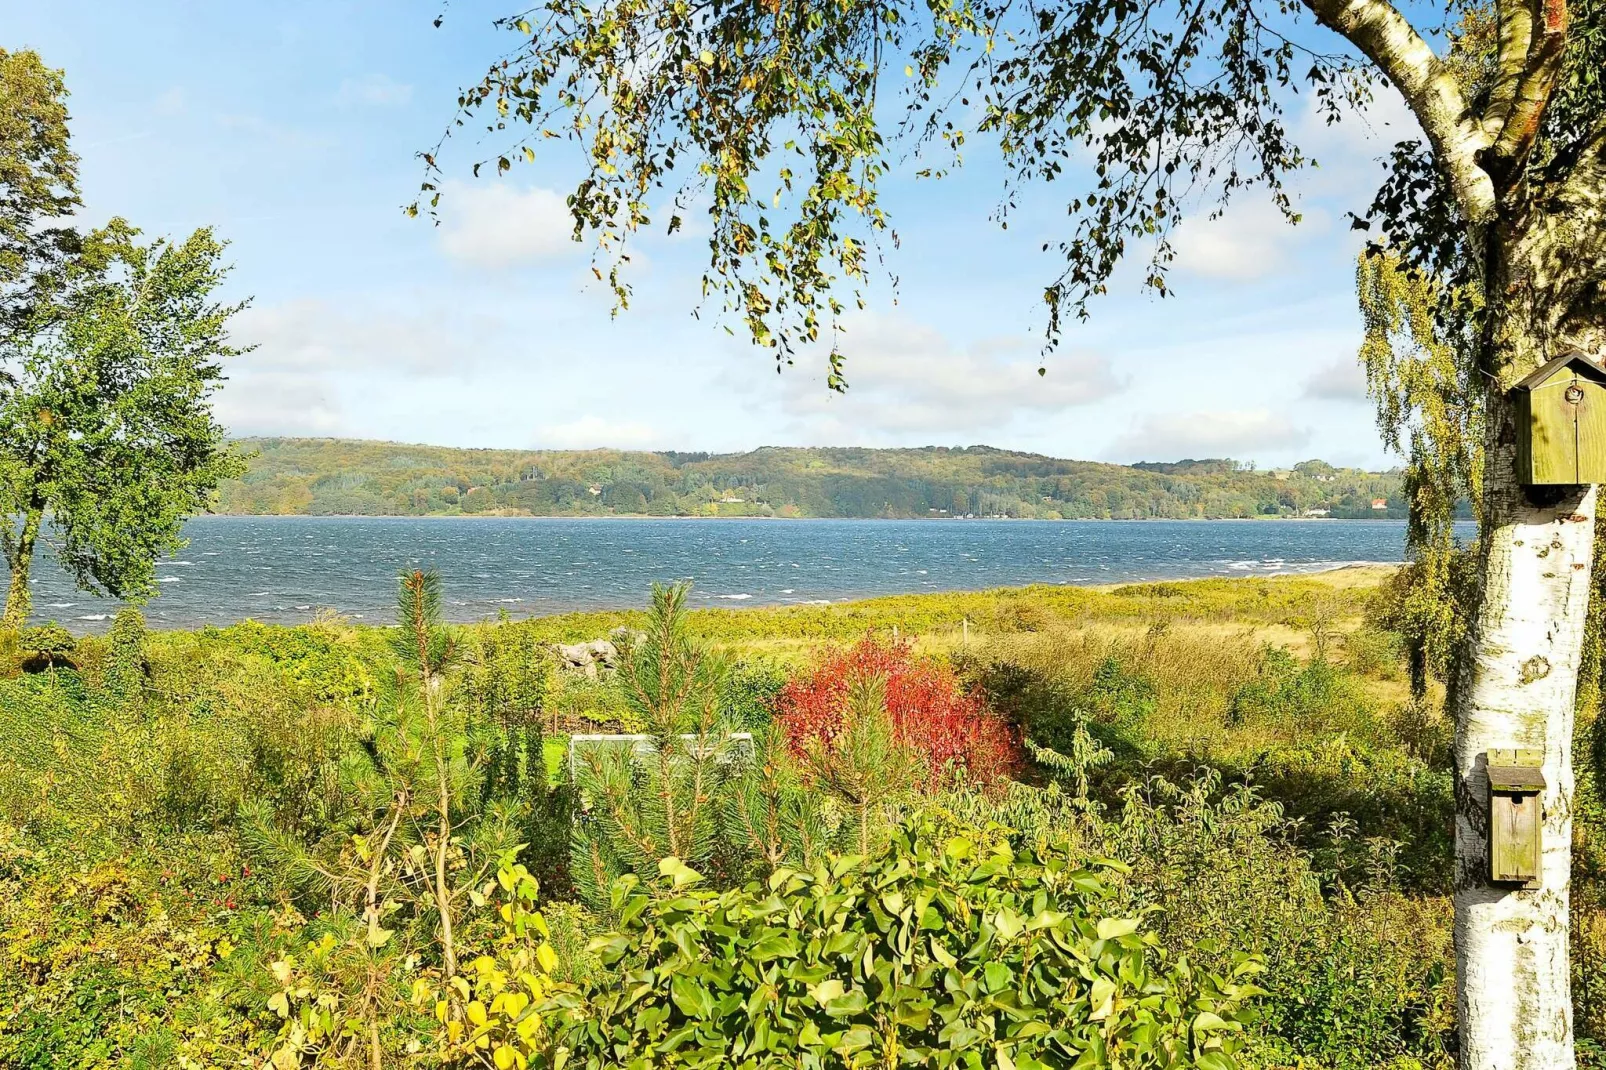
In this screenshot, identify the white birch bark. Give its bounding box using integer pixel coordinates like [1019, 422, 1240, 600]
[1453, 450, 1593, 1070]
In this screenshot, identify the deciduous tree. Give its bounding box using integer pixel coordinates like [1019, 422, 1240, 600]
[0, 50, 244, 629]
[0, 224, 245, 628]
[430, 2, 1606, 1064]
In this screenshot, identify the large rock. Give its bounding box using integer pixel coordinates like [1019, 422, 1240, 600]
[555, 638, 621, 678]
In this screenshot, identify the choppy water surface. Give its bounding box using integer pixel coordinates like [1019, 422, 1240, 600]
[17, 516, 1437, 631]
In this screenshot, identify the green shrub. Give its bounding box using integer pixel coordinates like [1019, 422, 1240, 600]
[1342, 626, 1405, 680]
[718, 657, 788, 729]
[1227, 648, 1375, 743]
[549, 819, 1266, 1070]
[940, 775, 1455, 1067]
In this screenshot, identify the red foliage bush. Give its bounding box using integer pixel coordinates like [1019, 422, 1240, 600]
[776, 635, 1021, 788]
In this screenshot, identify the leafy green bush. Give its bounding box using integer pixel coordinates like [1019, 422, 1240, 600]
[718, 657, 788, 729]
[1227, 647, 1375, 743]
[1342, 626, 1405, 680]
[549, 820, 1265, 1070]
[944, 775, 1455, 1067]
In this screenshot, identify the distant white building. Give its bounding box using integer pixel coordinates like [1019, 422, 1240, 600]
[1303, 508, 1330, 517]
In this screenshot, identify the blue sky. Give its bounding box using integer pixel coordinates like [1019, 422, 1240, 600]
[4, 0, 1424, 468]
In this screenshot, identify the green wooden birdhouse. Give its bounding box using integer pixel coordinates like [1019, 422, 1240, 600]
[1487, 748, 1545, 888]
[1513, 351, 1606, 485]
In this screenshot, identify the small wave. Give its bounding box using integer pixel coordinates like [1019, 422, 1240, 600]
[168, 560, 193, 566]
[717, 593, 752, 600]
[294, 604, 311, 610]
[157, 577, 181, 584]
[803, 599, 831, 605]
[44, 602, 75, 608]
[77, 614, 108, 621]
[248, 591, 270, 597]
[493, 597, 523, 604]
[780, 588, 795, 594]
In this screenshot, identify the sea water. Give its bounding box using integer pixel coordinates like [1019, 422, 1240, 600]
[15, 516, 1454, 631]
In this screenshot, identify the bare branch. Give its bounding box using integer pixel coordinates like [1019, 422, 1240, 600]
[1303, 0, 1496, 223]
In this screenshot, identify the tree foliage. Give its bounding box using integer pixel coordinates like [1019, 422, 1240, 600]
[0, 49, 245, 629]
[0, 48, 81, 341]
[423, 0, 1384, 374]
[0, 224, 246, 626]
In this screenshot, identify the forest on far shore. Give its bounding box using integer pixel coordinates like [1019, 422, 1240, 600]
[218, 437, 1415, 521]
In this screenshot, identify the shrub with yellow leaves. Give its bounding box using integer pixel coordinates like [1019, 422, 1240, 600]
[425, 857, 560, 1070]
[264, 934, 361, 1068]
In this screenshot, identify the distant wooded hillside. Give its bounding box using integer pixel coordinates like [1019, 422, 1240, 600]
[216, 438, 1408, 520]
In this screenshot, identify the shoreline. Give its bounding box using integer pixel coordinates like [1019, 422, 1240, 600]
[199, 513, 1419, 523]
[52, 562, 1403, 635]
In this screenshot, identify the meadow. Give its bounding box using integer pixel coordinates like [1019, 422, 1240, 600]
[1, 566, 1601, 1069]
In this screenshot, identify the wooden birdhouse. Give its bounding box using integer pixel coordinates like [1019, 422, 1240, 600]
[1487, 748, 1545, 889]
[1513, 351, 1606, 485]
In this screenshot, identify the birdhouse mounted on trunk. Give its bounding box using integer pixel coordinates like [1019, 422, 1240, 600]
[1487, 749, 1545, 889]
[1513, 351, 1606, 485]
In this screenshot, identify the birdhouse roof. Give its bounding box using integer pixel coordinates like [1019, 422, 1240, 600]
[1514, 351, 1606, 391]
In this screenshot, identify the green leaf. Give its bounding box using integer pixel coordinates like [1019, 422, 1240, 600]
[807, 979, 845, 1006]
[1088, 977, 1116, 1020]
[658, 856, 704, 887]
[1096, 918, 1139, 941]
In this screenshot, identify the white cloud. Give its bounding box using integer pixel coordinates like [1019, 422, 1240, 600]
[335, 73, 414, 107]
[215, 371, 344, 437]
[218, 298, 504, 438]
[1107, 409, 1310, 462]
[1172, 197, 1330, 281]
[1303, 355, 1369, 401]
[437, 181, 578, 268]
[765, 313, 1123, 439]
[539, 415, 658, 449]
[230, 298, 486, 376]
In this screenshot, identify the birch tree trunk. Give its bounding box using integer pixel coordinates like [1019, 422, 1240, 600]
[1453, 450, 1591, 1070]
[1452, 148, 1606, 1062]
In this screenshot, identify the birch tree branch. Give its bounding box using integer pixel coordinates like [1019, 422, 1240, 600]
[1487, 0, 1569, 175]
[1303, 0, 1497, 223]
[1482, 0, 1537, 137]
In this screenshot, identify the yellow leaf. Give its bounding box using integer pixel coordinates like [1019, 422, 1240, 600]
[467, 1000, 489, 1026]
[536, 944, 558, 973]
[495, 1045, 516, 1070]
[699, 49, 715, 66]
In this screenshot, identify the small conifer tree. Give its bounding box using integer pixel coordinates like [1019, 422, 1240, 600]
[571, 581, 733, 907]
